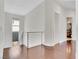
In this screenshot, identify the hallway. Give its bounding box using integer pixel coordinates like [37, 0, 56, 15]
[3, 40, 76, 59]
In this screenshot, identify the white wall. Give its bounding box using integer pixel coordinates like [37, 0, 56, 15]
[23, 2, 45, 48]
[4, 13, 24, 48]
[4, 13, 12, 48]
[24, 2, 45, 32]
[44, 0, 66, 46]
[19, 16, 24, 45]
[0, 0, 4, 59]
[23, 0, 67, 47]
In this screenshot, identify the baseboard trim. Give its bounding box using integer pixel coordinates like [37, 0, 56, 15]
[42, 40, 67, 47]
[0, 57, 3, 59]
[4, 40, 68, 49]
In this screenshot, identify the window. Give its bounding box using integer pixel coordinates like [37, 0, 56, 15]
[12, 20, 20, 32]
[12, 20, 20, 41]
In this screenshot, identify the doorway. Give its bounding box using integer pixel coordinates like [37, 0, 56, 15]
[66, 17, 72, 41]
[12, 19, 20, 46]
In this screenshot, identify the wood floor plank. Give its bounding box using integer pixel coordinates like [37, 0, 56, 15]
[3, 40, 76, 59]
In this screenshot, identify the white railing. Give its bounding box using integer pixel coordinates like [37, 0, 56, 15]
[27, 32, 44, 48]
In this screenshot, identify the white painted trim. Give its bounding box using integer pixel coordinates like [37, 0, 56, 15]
[28, 43, 41, 48]
[23, 40, 67, 48]
[43, 43, 55, 47]
[59, 40, 67, 44]
[43, 40, 67, 47]
[0, 48, 3, 59]
[4, 44, 12, 48]
[0, 57, 3, 59]
[23, 43, 41, 48]
[23, 43, 27, 47]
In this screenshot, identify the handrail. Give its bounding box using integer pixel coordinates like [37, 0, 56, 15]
[27, 31, 44, 33]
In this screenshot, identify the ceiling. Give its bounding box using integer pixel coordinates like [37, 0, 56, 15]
[4, 0, 44, 15]
[56, 0, 76, 10]
[5, 0, 76, 15]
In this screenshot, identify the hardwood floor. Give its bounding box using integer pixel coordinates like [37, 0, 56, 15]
[44, 40, 75, 59]
[3, 40, 76, 59]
